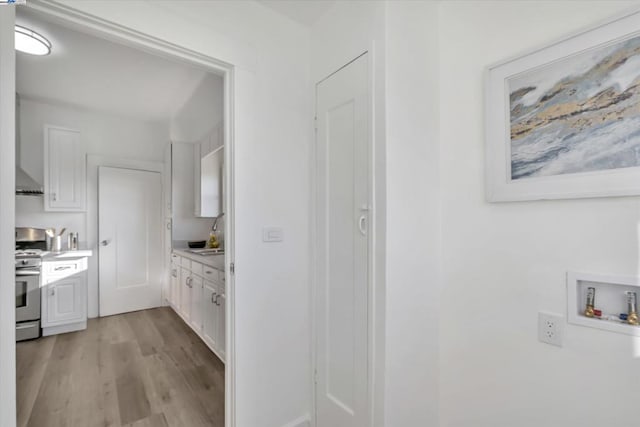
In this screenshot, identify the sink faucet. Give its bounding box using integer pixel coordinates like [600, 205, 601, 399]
[212, 213, 225, 232]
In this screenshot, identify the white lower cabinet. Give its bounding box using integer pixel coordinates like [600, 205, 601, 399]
[190, 275, 204, 331]
[170, 251, 225, 362]
[43, 276, 84, 325]
[203, 282, 217, 349]
[216, 285, 226, 361]
[170, 263, 179, 309]
[41, 257, 88, 336]
[179, 267, 192, 321]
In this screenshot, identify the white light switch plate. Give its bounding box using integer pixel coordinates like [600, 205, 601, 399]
[263, 227, 283, 243]
[538, 312, 564, 347]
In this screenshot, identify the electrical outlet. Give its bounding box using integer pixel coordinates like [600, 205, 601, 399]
[538, 312, 564, 347]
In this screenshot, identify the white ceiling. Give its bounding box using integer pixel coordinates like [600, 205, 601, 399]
[259, 0, 336, 26]
[16, 9, 219, 122]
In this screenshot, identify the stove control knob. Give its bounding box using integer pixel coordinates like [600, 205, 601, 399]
[21, 260, 28, 265]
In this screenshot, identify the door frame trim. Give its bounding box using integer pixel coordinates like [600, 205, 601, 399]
[311, 49, 379, 427]
[5, 3, 238, 427]
[0, 7, 16, 427]
[90, 157, 164, 317]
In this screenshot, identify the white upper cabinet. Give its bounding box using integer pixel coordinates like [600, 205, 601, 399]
[44, 125, 86, 211]
[193, 123, 224, 218]
[202, 122, 223, 158]
[194, 123, 224, 218]
[200, 146, 224, 218]
[193, 141, 204, 217]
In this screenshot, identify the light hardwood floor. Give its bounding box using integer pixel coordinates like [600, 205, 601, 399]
[17, 307, 224, 427]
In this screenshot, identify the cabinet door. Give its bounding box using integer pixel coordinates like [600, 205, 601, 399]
[44, 125, 86, 211]
[43, 274, 85, 326]
[170, 265, 179, 307]
[193, 141, 202, 217]
[216, 284, 226, 361]
[179, 268, 192, 321]
[203, 281, 217, 349]
[190, 275, 204, 332]
[200, 147, 223, 218]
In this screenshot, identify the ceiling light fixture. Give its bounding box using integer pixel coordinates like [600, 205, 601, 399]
[15, 25, 51, 56]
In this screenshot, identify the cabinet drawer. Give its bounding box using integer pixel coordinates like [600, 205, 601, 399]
[202, 266, 217, 282]
[191, 261, 203, 277]
[180, 257, 191, 269]
[44, 259, 86, 280]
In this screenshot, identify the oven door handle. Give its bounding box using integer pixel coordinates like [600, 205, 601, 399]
[15, 270, 40, 276]
[16, 323, 36, 330]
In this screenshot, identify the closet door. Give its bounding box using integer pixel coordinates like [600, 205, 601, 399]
[315, 53, 370, 427]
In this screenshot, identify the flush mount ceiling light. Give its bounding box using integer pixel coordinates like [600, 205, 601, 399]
[15, 25, 51, 56]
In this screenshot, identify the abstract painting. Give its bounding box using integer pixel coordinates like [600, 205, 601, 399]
[509, 35, 640, 180]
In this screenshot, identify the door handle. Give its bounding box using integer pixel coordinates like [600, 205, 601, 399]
[100, 239, 111, 247]
[50, 286, 55, 296]
[212, 292, 217, 303]
[358, 215, 367, 236]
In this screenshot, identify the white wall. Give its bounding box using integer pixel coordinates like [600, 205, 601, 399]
[16, 97, 168, 318]
[47, 1, 313, 426]
[170, 73, 224, 143]
[384, 2, 440, 426]
[438, 2, 640, 426]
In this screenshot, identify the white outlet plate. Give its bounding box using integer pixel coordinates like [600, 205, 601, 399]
[538, 312, 564, 347]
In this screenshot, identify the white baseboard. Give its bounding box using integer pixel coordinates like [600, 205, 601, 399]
[281, 414, 311, 427]
[42, 320, 87, 336]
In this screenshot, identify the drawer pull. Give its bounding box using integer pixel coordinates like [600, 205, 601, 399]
[206, 270, 213, 274]
[54, 266, 72, 271]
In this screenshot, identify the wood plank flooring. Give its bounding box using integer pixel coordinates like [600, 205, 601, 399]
[17, 307, 224, 427]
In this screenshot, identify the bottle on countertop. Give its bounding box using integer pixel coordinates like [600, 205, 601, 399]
[207, 231, 220, 249]
[67, 232, 79, 250]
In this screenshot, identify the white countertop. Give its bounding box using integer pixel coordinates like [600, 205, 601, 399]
[42, 248, 93, 260]
[173, 248, 225, 271]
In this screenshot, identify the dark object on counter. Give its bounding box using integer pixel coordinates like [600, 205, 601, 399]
[188, 240, 207, 249]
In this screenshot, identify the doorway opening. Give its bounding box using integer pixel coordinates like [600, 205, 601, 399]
[7, 3, 236, 427]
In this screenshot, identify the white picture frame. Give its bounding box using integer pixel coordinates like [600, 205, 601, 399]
[486, 7, 640, 202]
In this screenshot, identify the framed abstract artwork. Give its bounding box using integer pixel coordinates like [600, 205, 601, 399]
[485, 8, 640, 202]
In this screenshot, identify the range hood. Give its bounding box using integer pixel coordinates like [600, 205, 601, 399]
[15, 93, 43, 196]
[16, 166, 43, 196]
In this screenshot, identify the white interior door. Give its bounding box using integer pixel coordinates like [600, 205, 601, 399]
[315, 54, 370, 427]
[99, 166, 163, 316]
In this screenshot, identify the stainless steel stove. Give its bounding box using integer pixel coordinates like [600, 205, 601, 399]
[15, 228, 46, 341]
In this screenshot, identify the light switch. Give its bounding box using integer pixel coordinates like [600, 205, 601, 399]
[263, 227, 283, 243]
